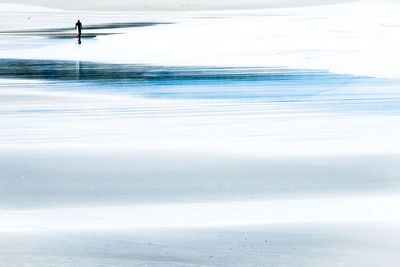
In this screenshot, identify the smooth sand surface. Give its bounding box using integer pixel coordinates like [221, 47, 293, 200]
[1, 224, 400, 266]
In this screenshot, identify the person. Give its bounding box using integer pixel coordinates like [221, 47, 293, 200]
[75, 20, 82, 38]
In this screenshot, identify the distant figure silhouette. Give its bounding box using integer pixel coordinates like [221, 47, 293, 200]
[75, 20, 82, 38]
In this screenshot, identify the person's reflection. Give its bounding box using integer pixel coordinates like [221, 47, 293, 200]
[78, 36, 81, 45]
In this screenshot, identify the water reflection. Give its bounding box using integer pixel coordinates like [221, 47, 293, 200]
[1, 58, 399, 113]
[0, 58, 359, 82]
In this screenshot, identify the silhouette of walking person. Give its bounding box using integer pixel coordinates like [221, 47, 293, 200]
[75, 20, 82, 38]
[75, 20, 82, 44]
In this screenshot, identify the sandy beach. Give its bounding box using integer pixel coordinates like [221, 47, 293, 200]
[1, 1, 400, 266]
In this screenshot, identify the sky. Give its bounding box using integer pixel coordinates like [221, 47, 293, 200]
[0, 0, 354, 10]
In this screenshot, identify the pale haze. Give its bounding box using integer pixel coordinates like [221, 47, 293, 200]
[1, 0, 353, 10]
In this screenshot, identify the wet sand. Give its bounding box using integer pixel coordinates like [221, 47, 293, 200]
[0, 22, 172, 38]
